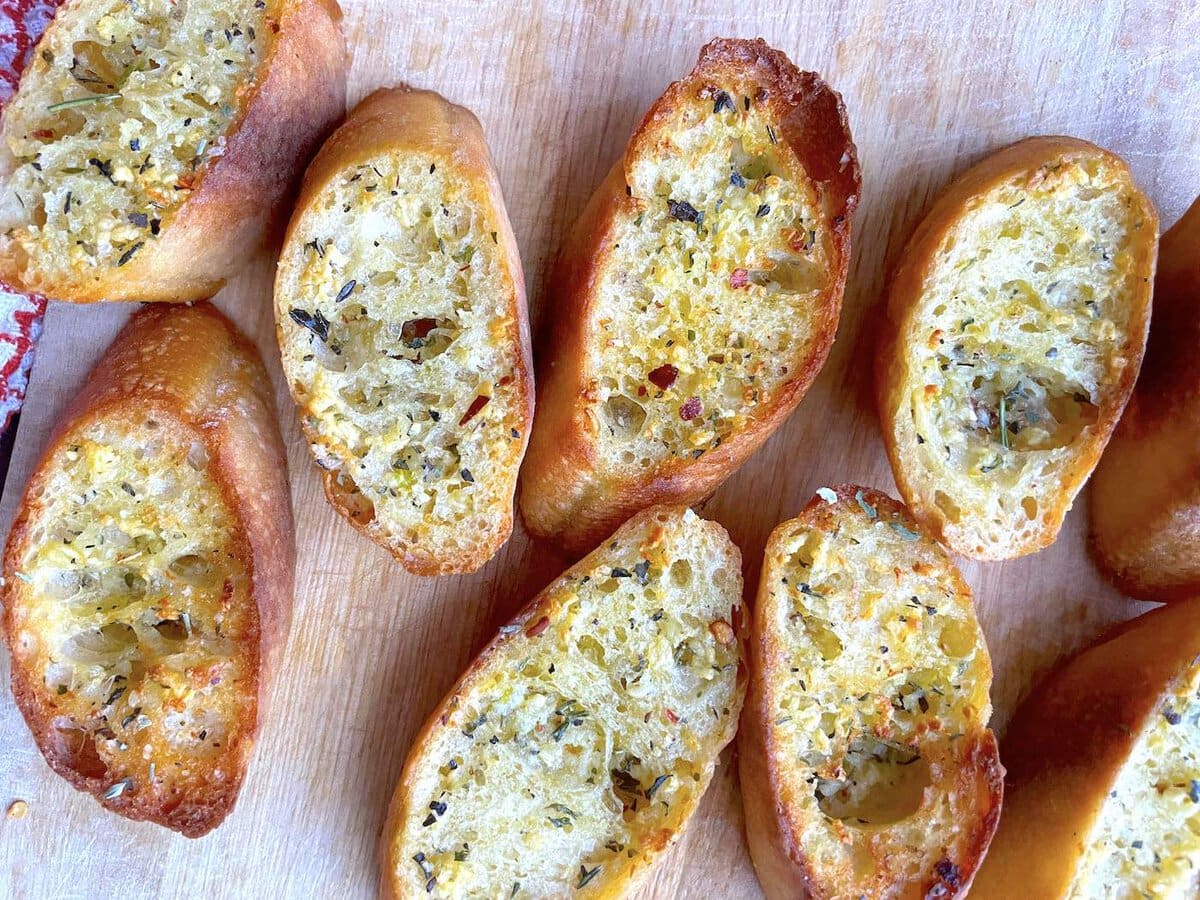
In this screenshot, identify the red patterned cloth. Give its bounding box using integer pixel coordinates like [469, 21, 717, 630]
[0, 0, 63, 432]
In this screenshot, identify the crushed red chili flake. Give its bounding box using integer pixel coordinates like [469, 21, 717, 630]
[729, 267, 750, 289]
[679, 397, 702, 421]
[459, 394, 490, 425]
[637, 385, 647, 397]
[525, 616, 550, 637]
[664, 708, 679, 724]
[647, 364, 678, 390]
[400, 317, 437, 346]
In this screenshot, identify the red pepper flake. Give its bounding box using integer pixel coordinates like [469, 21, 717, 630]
[401, 317, 437, 346]
[730, 268, 750, 289]
[664, 708, 679, 725]
[525, 616, 549, 637]
[459, 394, 490, 425]
[679, 397, 702, 421]
[647, 364, 678, 390]
[637, 385, 647, 397]
[32, 129, 54, 140]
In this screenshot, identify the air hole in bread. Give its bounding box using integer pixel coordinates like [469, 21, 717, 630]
[329, 469, 375, 526]
[934, 490, 962, 524]
[0, 0, 274, 280]
[52, 720, 108, 779]
[815, 736, 932, 826]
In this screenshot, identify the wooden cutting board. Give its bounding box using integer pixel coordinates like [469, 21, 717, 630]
[2, 1, 1198, 896]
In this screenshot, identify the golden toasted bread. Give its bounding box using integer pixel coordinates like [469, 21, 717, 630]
[1091, 195, 1200, 600]
[2, 303, 293, 836]
[381, 506, 746, 897]
[877, 137, 1157, 559]
[0, 0, 346, 302]
[275, 87, 533, 575]
[972, 600, 1200, 898]
[741, 486, 1002, 899]
[520, 37, 859, 555]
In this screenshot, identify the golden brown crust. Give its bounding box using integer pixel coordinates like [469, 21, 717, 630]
[519, 37, 860, 556]
[0, 0, 347, 303]
[1090, 195, 1200, 600]
[1, 302, 294, 836]
[877, 136, 1157, 560]
[380, 505, 749, 898]
[741, 486, 1003, 899]
[970, 599, 1200, 896]
[275, 86, 534, 575]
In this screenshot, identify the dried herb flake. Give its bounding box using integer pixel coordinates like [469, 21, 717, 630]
[289, 307, 330, 342]
[667, 199, 702, 224]
[578, 865, 601, 889]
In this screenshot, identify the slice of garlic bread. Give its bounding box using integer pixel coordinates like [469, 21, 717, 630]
[877, 137, 1157, 560]
[2, 303, 293, 837]
[1091, 195, 1200, 600]
[972, 600, 1200, 899]
[275, 87, 533, 575]
[741, 486, 1002, 900]
[382, 506, 746, 898]
[520, 37, 860, 555]
[0, 0, 345, 303]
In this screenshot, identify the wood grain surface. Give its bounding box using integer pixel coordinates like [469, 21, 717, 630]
[2, 1, 1199, 897]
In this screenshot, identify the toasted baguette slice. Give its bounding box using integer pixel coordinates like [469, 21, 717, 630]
[741, 486, 1002, 900]
[0, 0, 346, 303]
[381, 506, 746, 898]
[2, 303, 294, 837]
[877, 137, 1157, 559]
[972, 600, 1200, 898]
[1091, 196, 1200, 600]
[274, 87, 533, 576]
[520, 37, 860, 555]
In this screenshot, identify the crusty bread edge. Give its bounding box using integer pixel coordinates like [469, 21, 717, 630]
[971, 598, 1200, 897]
[1, 302, 295, 836]
[379, 505, 749, 898]
[519, 37, 861, 557]
[1090, 194, 1200, 600]
[274, 86, 535, 576]
[876, 136, 1158, 560]
[0, 0, 347, 303]
[740, 486, 1003, 900]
